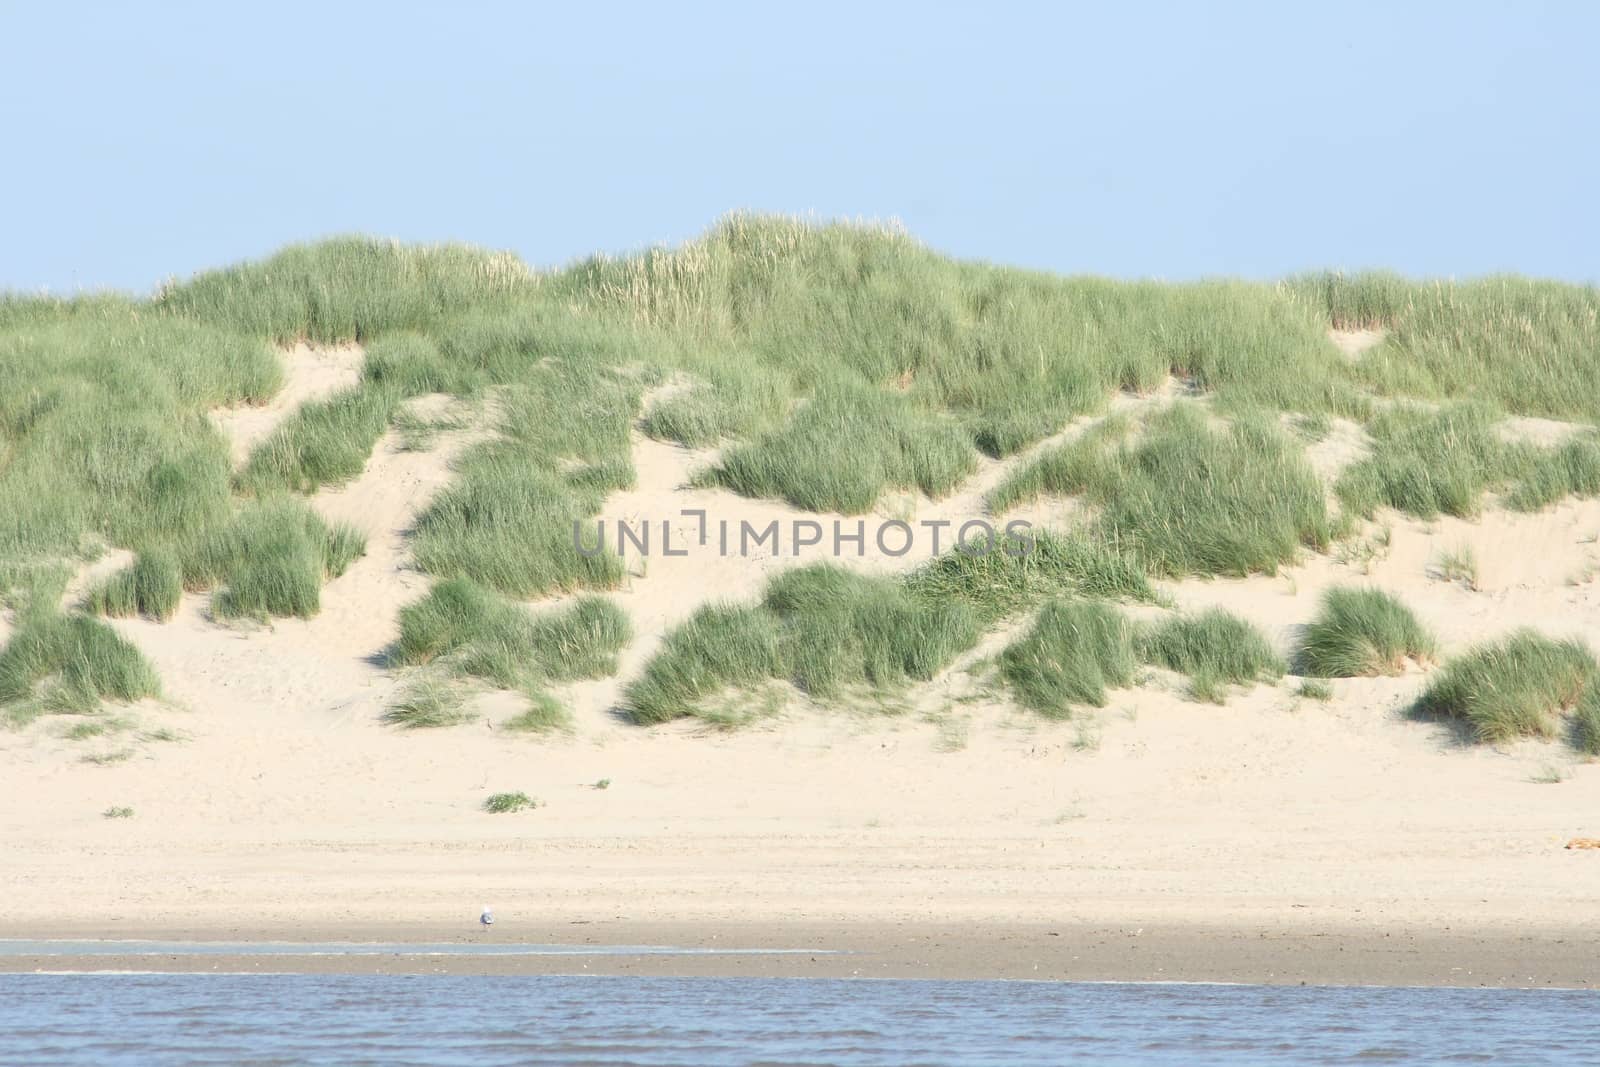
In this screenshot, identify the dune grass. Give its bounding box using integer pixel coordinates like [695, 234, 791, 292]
[624, 564, 978, 724]
[391, 579, 629, 712]
[1506, 433, 1600, 512]
[1293, 272, 1600, 422]
[382, 675, 472, 729]
[901, 528, 1156, 620]
[0, 608, 160, 723]
[1416, 630, 1596, 746]
[157, 237, 536, 343]
[501, 691, 573, 734]
[992, 404, 1333, 577]
[1139, 609, 1285, 703]
[11, 218, 1600, 730]
[1299, 587, 1436, 677]
[1000, 600, 1139, 717]
[622, 604, 787, 725]
[238, 384, 398, 494]
[176, 497, 365, 620]
[84, 550, 182, 622]
[706, 381, 976, 513]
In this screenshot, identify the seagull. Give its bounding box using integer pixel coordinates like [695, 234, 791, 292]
[480, 905, 494, 927]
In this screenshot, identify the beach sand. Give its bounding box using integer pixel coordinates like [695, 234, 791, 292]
[3, 341, 1598, 988]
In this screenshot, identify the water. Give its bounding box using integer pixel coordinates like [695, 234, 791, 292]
[3, 973, 1597, 1066]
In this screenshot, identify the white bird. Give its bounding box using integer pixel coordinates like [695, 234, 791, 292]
[480, 905, 494, 927]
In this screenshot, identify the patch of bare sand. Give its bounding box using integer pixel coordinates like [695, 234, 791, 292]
[1497, 414, 1593, 448]
[1329, 327, 1385, 360]
[210, 342, 365, 465]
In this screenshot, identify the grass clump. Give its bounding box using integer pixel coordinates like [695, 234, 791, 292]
[1506, 434, 1600, 512]
[1000, 600, 1139, 717]
[382, 675, 472, 729]
[180, 497, 365, 620]
[765, 565, 978, 698]
[502, 691, 572, 734]
[482, 791, 538, 814]
[1140, 608, 1285, 703]
[1336, 404, 1527, 520]
[622, 604, 787, 725]
[706, 381, 975, 513]
[1416, 630, 1596, 745]
[102, 806, 134, 819]
[392, 579, 630, 685]
[412, 450, 628, 600]
[238, 385, 397, 494]
[1299, 587, 1436, 677]
[623, 564, 978, 724]
[1433, 544, 1479, 589]
[992, 404, 1332, 577]
[84, 550, 182, 622]
[1297, 679, 1335, 701]
[0, 609, 160, 721]
[903, 528, 1155, 621]
[1574, 688, 1600, 755]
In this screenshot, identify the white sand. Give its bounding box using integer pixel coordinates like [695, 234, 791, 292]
[3, 351, 1599, 941]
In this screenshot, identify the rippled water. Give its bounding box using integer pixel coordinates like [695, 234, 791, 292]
[3, 974, 1597, 1065]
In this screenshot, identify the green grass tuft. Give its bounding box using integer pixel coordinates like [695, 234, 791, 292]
[1416, 630, 1596, 745]
[393, 580, 630, 690]
[1000, 600, 1139, 717]
[707, 381, 976, 513]
[84, 550, 182, 622]
[993, 404, 1333, 577]
[382, 675, 472, 729]
[179, 497, 365, 620]
[502, 691, 573, 734]
[1297, 679, 1335, 701]
[1140, 608, 1285, 703]
[1299, 587, 1436, 677]
[0, 609, 160, 721]
[622, 604, 789, 725]
[238, 385, 397, 494]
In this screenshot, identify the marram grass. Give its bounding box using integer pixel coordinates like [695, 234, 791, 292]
[1299, 587, 1435, 678]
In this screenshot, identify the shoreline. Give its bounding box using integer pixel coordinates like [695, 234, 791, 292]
[2, 921, 1595, 988]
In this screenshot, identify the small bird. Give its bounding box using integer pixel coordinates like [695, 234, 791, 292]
[480, 905, 494, 927]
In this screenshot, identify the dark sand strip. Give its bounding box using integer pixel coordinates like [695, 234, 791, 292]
[1, 921, 1594, 988]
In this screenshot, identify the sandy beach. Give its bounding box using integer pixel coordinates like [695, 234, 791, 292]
[4, 321, 1600, 993]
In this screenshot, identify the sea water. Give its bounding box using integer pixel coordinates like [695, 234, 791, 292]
[2, 971, 1597, 1065]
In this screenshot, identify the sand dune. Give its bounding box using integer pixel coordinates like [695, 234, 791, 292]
[3, 348, 1598, 949]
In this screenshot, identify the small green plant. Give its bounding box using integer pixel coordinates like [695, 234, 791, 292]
[102, 806, 134, 818]
[502, 691, 572, 734]
[592, 778, 612, 790]
[1528, 764, 1567, 784]
[382, 675, 472, 729]
[81, 748, 134, 765]
[1299, 587, 1436, 677]
[482, 791, 538, 814]
[1434, 544, 1479, 589]
[1297, 679, 1334, 701]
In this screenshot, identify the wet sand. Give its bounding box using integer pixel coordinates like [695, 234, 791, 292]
[2, 920, 1594, 988]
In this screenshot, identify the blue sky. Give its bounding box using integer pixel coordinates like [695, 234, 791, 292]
[2, 1, 1594, 292]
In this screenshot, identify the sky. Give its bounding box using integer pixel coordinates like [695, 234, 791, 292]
[1, 1, 1595, 293]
